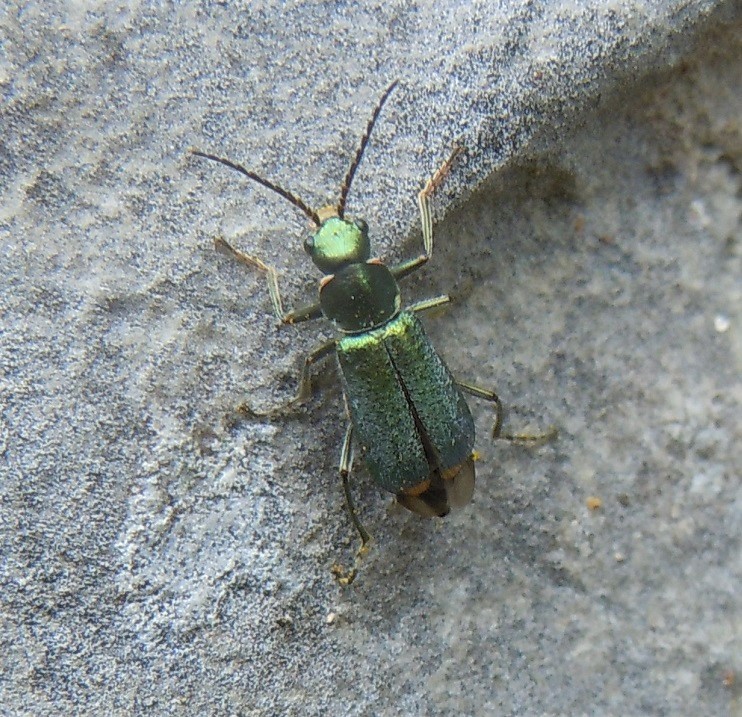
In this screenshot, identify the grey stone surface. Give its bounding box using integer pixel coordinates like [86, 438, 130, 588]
[1, 2, 739, 715]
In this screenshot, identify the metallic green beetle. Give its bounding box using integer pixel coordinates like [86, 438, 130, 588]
[193, 82, 552, 582]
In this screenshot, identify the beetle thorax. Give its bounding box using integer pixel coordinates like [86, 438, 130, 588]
[305, 216, 401, 333]
[319, 261, 401, 333]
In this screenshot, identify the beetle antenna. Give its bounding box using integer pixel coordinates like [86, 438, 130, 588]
[191, 150, 321, 226]
[336, 80, 399, 219]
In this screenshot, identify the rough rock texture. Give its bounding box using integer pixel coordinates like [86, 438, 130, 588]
[1, 2, 739, 715]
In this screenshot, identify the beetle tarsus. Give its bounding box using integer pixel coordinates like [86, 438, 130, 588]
[332, 540, 371, 587]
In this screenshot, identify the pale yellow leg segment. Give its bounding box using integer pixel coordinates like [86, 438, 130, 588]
[215, 237, 322, 324]
[391, 146, 463, 281]
[418, 145, 463, 259]
[408, 294, 451, 314]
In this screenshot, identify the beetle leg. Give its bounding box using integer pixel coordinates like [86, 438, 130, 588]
[237, 338, 336, 419]
[407, 294, 451, 314]
[331, 423, 372, 586]
[390, 146, 463, 281]
[455, 380, 557, 444]
[215, 236, 323, 324]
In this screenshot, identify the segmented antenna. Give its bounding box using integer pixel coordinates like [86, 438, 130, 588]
[336, 80, 399, 219]
[191, 150, 321, 226]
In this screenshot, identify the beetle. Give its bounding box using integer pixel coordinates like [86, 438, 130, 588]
[193, 81, 554, 583]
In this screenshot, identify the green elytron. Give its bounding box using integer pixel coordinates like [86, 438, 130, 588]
[193, 82, 553, 582]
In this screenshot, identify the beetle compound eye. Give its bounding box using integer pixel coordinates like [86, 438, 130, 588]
[304, 235, 315, 254]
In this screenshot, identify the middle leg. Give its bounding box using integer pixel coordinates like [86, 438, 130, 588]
[237, 338, 336, 418]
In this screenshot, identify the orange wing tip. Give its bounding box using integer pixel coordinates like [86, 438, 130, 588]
[397, 457, 476, 517]
[399, 479, 432, 498]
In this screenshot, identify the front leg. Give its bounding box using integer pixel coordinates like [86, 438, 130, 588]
[215, 237, 323, 324]
[390, 146, 463, 281]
